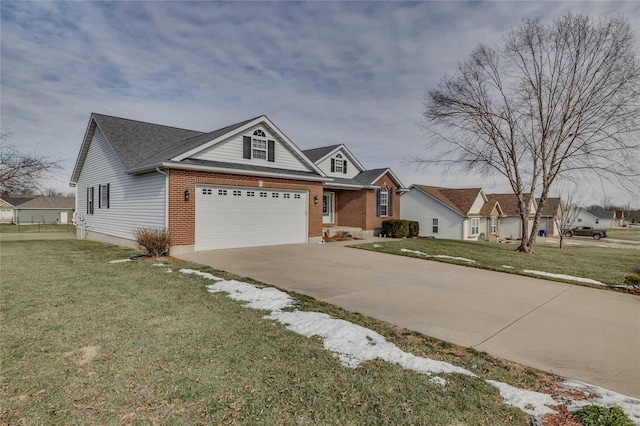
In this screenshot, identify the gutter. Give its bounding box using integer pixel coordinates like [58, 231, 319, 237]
[128, 162, 332, 183]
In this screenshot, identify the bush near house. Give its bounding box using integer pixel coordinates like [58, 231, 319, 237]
[382, 219, 419, 238]
[133, 227, 171, 257]
[574, 405, 634, 426]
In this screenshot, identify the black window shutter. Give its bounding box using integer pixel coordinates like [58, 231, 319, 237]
[331, 158, 335, 172]
[343, 161, 347, 174]
[243, 136, 251, 159]
[389, 190, 394, 216]
[376, 189, 381, 217]
[91, 187, 94, 214]
[268, 140, 275, 162]
[87, 187, 89, 214]
[98, 185, 102, 209]
[107, 183, 110, 208]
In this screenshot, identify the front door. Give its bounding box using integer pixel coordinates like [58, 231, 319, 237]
[322, 192, 335, 224]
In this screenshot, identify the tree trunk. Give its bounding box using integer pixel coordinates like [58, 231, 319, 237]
[515, 207, 532, 252]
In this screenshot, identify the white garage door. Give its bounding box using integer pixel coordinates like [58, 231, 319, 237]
[195, 185, 308, 251]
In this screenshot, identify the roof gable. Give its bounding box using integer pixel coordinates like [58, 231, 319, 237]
[302, 144, 366, 172]
[412, 185, 484, 216]
[536, 197, 562, 217]
[586, 206, 615, 219]
[485, 193, 537, 216]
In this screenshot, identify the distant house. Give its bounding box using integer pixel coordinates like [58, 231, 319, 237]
[484, 193, 537, 239]
[0, 195, 75, 224]
[536, 197, 562, 236]
[575, 207, 615, 228]
[400, 185, 503, 240]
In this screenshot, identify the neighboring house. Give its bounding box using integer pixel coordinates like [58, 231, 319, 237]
[0, 195, 74, 224]
[302, 144, 404, 235]
[574, 207, 615, 228]
[70, 113, 404, 253]
[485, 193, 537, 239]
[400, 185, 502, 240]
[536, 197, 562, 237]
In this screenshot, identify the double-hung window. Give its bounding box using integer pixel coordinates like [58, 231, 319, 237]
[252, 130, 267, 160]
[470, 218, 479, 235]
[99, 183, 110, 208]
[331, 154, 347, 174]
[432, 218, 439, 233]
[490, 217, 497, 234]
[379, 187, 388, 216]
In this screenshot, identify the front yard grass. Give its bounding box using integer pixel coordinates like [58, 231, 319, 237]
[354, 238, 639, 288]
[0, 238, 554, 424]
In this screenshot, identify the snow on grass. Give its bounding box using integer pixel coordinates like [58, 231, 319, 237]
[206, 280, 295, 311]
[522, 270, 606, 286]
[429, 376, 447, 387]
[400, 248, 476, 264]
[179, 268, 224, 281]
[501, 265, 514, 269]
[108, 258, 131, 264]
[486, 380, 558, 417]
[373, 244, 382, 248]
[152, 262, 165, 267]
[182, 268, 638, 422]
[267, 310, 476, 376]
[562, 380, 640, 424]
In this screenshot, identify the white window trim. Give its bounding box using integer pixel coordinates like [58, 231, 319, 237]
[432, 218, 439, 234]
[379, 187, 388, 217]
[490, 217, 497, 234]
[470, 217, 479, 235]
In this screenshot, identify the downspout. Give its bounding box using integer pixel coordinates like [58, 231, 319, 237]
[156, 167, 169, 229]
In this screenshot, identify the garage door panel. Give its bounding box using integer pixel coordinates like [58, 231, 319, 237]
[195, 186, 307, 250]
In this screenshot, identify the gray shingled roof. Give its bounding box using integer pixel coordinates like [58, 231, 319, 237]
[302, 145, 342, 162]
[16, 196, 75, 209]
[1, 195, 38, 207]
[133, 116, 260, 170]
[353, 168, 389, 186]
[587, 206, 615, 219]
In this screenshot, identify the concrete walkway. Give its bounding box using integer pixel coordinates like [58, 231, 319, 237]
[177, 240, 640, 398]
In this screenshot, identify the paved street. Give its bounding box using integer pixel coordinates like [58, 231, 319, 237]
[177, 239, 640, 398]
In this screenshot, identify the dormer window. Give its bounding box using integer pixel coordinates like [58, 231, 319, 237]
[331, 154, 347, 174]
[252, 130, 267, 160]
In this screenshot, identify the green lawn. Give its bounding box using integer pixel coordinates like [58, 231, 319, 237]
[1, 237, 555, 425]
[354, 238, 639, 288]
[607, 228, 640, 242]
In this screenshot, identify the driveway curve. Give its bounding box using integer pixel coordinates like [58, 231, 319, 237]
[177, 240, 640, 398]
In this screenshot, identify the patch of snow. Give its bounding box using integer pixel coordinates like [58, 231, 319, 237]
[207, 280, 295, 311]
[501, 265, 514, 269]
[595, 244, 608, 248]
[486, 380, 558, 417]
[166, 269, 172, 273]
[567, 242, 581, 246]
[562, 380, 640, 424]
[152, 263, 165, 267]
[179, 268, 223, 281]
[400, 248, 476, 263]
[429, 376, 446, 387]
[108, 259, 131, 264]
[267, 310, 476, 376]
[373, 244, 382, 248]
[522, 270, 606, 286]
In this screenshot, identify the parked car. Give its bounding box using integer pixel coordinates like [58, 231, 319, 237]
[564, 226, 608, 240]
[628, 223, 640, 229]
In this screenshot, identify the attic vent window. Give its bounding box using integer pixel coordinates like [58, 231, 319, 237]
[253, 130, 266, 137]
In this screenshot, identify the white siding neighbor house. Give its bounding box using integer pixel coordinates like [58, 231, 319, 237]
[401, 185, 503, 241]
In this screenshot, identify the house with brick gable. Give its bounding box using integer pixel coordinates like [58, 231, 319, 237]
[302, 144, 404, 235]
[400, 185, 503, 240]
[70, 113, 404, 253]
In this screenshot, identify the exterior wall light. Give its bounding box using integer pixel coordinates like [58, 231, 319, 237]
[184, 189, 190, 202]
[314, 195, 318, 204]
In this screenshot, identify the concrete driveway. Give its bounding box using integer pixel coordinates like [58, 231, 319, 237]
[177, 240, 640, 398]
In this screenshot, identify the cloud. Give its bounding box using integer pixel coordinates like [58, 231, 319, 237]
[1, 1, 638, 205]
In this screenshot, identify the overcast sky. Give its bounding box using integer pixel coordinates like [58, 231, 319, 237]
[2, 1, 639, 207]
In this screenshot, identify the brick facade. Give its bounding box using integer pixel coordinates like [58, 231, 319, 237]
[168, 169, 323, 247]
[328, 171, 401, 231]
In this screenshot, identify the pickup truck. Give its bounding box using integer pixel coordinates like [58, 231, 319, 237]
[564, 226, 608, 240]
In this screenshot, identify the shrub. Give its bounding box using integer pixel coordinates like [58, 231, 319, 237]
[574, 405, 634, 426]
[381, 219, 420, 238]
[623, 274, 640, 287]
[133, 227, 171, 257]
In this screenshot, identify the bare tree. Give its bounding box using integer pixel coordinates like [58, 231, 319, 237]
[420, 13, 640, 253]
[555, 192, 584, 250]
[0, 134, 60, 195]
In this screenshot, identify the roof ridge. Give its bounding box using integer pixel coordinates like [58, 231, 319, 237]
[92, 112, 205, 133]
